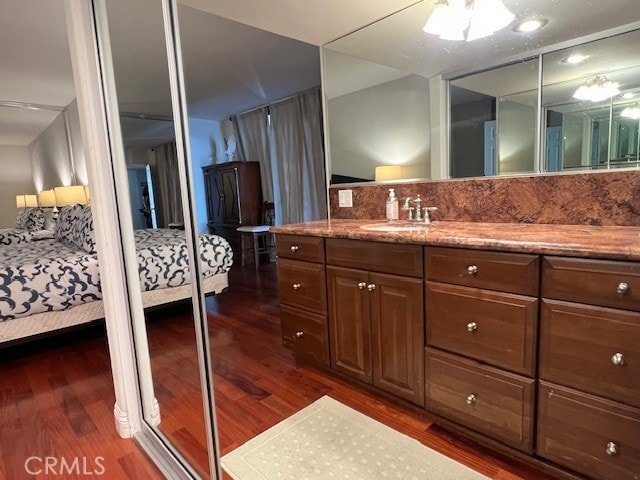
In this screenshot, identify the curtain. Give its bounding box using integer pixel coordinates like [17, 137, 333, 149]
[155, 142, 183, 227]
[234, 108, 273, 202]
[269, 89, 327, 225]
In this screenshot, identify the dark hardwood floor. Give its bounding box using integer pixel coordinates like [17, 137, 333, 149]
[1, 261, 559, 479]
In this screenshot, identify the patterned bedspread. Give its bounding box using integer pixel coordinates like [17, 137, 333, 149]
[0, 229, 232, 321]
[0, 228, 32, 245]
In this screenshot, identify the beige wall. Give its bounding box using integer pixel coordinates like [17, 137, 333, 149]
[0, 145, 34, 228]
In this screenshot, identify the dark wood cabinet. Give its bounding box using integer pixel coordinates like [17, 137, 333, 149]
[327, 261, 424, 406]
[203, 161, 262, 255]
[275, 234, 329, 366]
[424, 247, 539, 453]
[274, 232, 640, 480]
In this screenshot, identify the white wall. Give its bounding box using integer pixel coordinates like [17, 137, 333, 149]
[0, 145, 34, 228]
[563, 113, 585, 168]
[327, 74, 431, 181]
[188, 118, 225, 234]
[29, 112, 73, 190]
[28, 100, 86, 192]
[498, 100, 536, 174]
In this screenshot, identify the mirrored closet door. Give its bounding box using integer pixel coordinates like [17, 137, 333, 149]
[91, 0, 223, 477]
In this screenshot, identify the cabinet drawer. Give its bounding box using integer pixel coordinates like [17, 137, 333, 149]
[537, 382, 640, 480]
[542, 256, 640, 312]
[540, 299, 640, 408]
[276, 234, 325, 263]
[326, 238, 422, 278]
[277, 258, 326, 313]
[426, 282, 537, 376]
[281, 305, 329, 365]
[425, 348, 534, 453]
[426, 247, 539, 296]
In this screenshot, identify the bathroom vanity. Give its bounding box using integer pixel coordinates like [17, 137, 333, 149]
[272, 219, 640, 480]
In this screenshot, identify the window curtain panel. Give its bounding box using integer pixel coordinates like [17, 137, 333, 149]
[269, 89, 327, 225]
[155, 142, 183, 227]
[234, 108, 274, 202]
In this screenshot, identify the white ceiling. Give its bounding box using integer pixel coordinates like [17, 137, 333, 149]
[2, 0, 640, 147]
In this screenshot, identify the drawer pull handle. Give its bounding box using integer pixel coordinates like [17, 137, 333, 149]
[467, 265, 478, 275]
[367, 283, 377, 292]
[358, 282, 367, 290]
[290, 245, 299, 252]
[292, 283, 302, 290]
[616, 282, 628, 295]
[606, 441, 618, 456]
[295, 331, 304, 338]
[466, 394, 477, 405]
[611, 352, 625, 366]
[467, 322, 478, 332]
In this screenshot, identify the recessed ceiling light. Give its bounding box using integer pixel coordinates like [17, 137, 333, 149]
[563, 54, 590, 65]
[513, 18, 548, 33]
[622, 92, 635, 99]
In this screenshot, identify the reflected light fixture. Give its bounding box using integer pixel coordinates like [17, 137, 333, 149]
[423, 0, 515, 42]
[622, 92, 635, 99]
[16, 195, 26, 209]
[375, 165, 403, 181]
[621, 104, 640, 120]
[562, 53, 590, 65]
[54, 185, 88, 206]
[37, 190, 57, 208]
[573, 75, 620, 102]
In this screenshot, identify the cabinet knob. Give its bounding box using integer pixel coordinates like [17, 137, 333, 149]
[367, 283, 377, 291]
[611, 352, 625, 366]
[616, 282, 629, 295]
[466, 394, 477, 405]
[295, 331, 304, 338]
[467, 265, 478, 275]
[358, 281, 367, 290]
[467, 321, 478, 332]
[606, 441, 618, 456]
[290, 245, 299, 252]
[292, 283, 301, 290]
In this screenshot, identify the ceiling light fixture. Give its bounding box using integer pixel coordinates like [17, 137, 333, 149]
[423, 0, 515, 42]
[622, 92, 635, 99]
[621, 104, 640, 120]
[513, 18, 548, 33]
[573, 75, 620, 102]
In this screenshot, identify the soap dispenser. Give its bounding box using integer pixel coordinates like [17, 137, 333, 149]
[386, 188, 399, 221]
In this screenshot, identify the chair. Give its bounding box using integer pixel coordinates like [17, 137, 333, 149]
[237, 202, 275, 269]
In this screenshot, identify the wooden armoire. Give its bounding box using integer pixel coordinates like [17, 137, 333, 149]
[202, 161, 262, 256]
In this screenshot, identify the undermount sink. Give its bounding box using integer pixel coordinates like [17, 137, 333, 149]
[359, 222, 431, 232]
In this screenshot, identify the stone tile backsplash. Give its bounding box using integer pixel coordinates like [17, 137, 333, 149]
[329, 170, 640, 226]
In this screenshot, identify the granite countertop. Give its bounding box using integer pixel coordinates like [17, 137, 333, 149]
[271, 219, 640, 261]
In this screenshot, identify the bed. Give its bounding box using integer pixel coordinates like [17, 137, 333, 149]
[0, 207, 50, 245]
[0, 204, 233, 344]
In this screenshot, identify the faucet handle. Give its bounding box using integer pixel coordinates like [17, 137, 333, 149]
[423, 207, 438, 224]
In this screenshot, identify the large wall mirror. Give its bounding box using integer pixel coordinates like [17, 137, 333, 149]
[323, 0, 640, 184]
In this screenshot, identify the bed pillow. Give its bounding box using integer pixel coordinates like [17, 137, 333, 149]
[15, 208, 45, 231]
[71, 205, 96, 253]
[55, 204, 82, 245]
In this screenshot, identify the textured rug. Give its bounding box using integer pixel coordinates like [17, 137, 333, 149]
[221, 396, 490, 480]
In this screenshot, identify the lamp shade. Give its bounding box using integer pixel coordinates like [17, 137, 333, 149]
[16, 195, 26, 208]
[37, 190, 57, 208]
[25, 194, 38, 207]
[375, 165, 403, 181]
[54, 186, 87, 206]
[84, 185, 90, 203]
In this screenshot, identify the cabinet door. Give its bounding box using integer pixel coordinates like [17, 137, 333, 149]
[370, 273, 424, 406]
[327, 266, 371, 383]
[219, 167, 240, 225]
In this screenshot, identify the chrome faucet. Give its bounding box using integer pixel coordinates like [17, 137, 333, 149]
[403, 195, 437, 224]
